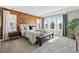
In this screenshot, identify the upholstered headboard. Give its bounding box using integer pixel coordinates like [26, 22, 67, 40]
[20, 24, 29, 31]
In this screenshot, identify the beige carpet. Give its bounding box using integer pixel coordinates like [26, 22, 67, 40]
[1, 36, 79, 53]
[1, 38, 38, 53]
[33, 36, 78, 53]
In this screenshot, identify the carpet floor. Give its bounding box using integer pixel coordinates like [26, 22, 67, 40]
[0, 36, 79, 53]
[1, 38, 38, 53]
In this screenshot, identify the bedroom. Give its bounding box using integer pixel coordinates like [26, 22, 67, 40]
[0, 6, 79, 53]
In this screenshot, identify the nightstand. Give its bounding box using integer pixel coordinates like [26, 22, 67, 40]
[8, 31, 22, 40]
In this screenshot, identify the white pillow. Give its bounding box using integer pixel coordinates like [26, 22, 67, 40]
[25, 25, 29, 30]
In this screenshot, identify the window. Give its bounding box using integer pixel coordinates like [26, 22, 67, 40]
[59, 23, 62, 29]
[50, 22, 54, 29]
[45, 24, 48, 29]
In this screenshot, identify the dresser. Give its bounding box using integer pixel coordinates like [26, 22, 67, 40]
[8, 31, 22, 40]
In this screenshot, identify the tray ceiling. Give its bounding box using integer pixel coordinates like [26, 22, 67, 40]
[3, 6, 79, 17]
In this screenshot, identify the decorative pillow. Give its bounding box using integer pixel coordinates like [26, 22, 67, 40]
[24, 27, 27, 30]
[29, 26, 32, 30]
[25, 25, 29, 30]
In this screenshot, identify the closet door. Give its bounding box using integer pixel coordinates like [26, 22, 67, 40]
[8, 14, 17, 32]
[3, 10, 17, 40]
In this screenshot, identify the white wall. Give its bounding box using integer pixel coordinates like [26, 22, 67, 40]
[68, 10, 79, 34]
[68, 10, 79, 21]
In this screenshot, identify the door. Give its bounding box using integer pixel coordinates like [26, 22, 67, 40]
[3, 10, 17, 40]
[8, 14, 17, 32]
[56, 15, 63, 36]
[44, 15, 63, 36]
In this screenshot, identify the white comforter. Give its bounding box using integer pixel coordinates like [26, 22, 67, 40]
[24, 30, 41, 44]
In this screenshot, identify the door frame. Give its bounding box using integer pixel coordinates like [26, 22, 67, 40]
[0, 8, 3, 39]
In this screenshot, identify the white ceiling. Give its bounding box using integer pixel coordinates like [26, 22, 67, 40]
[3, 6, 79, 17]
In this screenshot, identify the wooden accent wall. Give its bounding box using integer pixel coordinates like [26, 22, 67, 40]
[2, 8, 41, 30]
[10, 10, 41, 26]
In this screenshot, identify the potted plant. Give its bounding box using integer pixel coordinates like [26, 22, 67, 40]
[67, 19, 79, 39]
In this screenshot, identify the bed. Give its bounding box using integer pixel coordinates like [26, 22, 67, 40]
[32, 36, 78, 53]
[19, 24, 54, 46]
